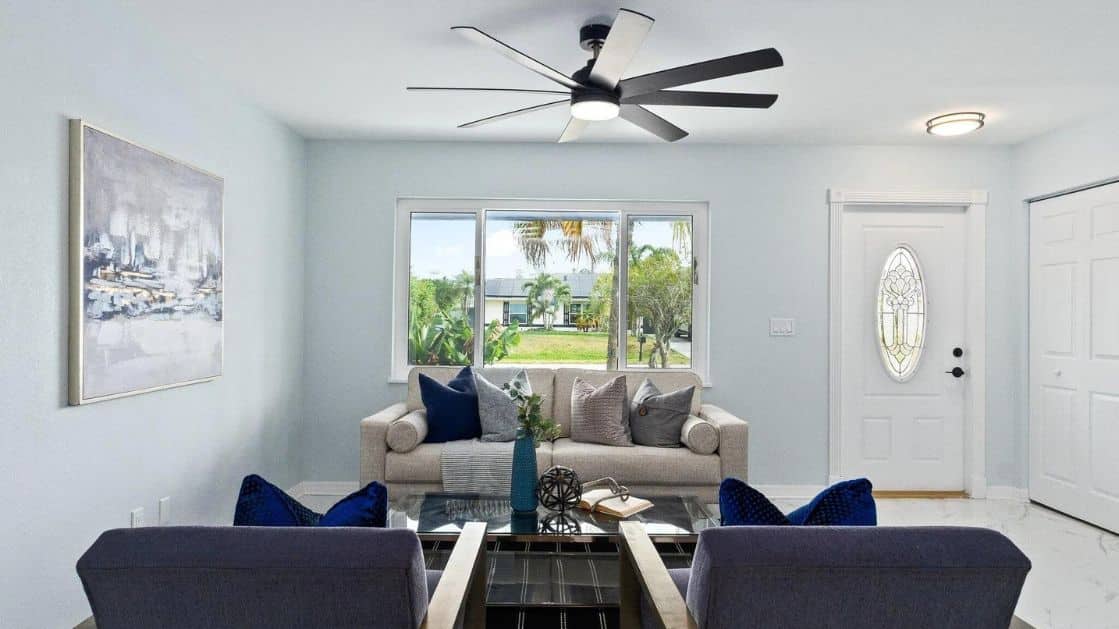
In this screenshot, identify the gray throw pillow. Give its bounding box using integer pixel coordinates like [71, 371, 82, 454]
[570, 375, 632, 447]
[629, 379, 696, 448]
[475, 369, 531, 442]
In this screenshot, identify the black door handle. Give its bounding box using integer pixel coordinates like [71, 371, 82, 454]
[945, 367, 966, 378]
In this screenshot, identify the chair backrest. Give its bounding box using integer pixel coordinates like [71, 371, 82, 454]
[77, 526, 430, 629]
[687, 526, 1030, 629]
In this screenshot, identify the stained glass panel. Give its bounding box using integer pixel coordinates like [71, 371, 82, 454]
[877, 245, 926, 381]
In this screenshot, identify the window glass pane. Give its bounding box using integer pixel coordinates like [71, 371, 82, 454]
[408, 213, 475, 366]
[484, 210, 618, 367]
[877, 245, 926, 381]
[626, 217, 692, 369]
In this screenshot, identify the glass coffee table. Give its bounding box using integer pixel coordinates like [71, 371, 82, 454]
[388, 492, 715, 615]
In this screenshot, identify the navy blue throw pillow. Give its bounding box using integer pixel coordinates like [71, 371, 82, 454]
[234, 474, 322, 526]
[786, 478, 877, 526]
[719, 477, 790, 526]
[319, 481, 388, 527]
[234, 475, 387, 527]
[419, 367, 482, 443]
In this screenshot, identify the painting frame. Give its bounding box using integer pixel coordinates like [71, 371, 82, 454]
[69, 119, 225, 405]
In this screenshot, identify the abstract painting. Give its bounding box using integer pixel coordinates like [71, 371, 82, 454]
[69, 120, 223, 404]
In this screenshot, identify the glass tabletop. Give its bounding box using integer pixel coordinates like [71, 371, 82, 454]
[388, 493, 716, 542]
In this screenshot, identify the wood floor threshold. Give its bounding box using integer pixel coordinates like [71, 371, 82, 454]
[873, 490, 968, 499]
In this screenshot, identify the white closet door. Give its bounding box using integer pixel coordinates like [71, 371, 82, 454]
[1030, 182, 1119, 533]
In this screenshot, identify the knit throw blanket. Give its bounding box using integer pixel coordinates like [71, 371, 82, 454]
[441, 439, 515, 494]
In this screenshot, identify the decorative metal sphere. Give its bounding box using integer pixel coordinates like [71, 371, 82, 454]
[537, 465, 581, 512]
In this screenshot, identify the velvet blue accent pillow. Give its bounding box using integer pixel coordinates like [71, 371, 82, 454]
[786, 478, 876, 526]
[419, 366, 482, 443]
[234, 475, 387, 527]
[718, 477, 790, 526]
[319, 481, 388, 527]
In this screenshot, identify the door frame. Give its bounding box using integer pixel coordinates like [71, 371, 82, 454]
[827, 189, 989, 498]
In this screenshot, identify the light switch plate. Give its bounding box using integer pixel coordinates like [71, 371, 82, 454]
[770, 317, 796, 336]
[130, 507, 145, 528]
[158, 497, 171, 525]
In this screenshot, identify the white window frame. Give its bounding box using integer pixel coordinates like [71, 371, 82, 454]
[392, 197, 710, 385]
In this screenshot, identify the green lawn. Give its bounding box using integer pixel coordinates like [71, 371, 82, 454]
[500, 328, 689, 366]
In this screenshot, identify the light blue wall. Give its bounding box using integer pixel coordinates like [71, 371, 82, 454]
[303, 141, 1024, 488]
[0, 1, 307, 626]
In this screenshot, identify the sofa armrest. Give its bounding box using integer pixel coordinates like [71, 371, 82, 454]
[421, 521, 487, 629]
[360, 402, 408, 486]
[619, 521, 698, 629]
[700, 404, 748, 481]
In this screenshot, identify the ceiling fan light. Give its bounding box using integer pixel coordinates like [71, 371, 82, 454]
[571, 99, 619, 121]
[926, 112, 985, 136]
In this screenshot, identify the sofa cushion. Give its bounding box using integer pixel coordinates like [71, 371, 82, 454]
[571, 375, 632, 446]
[630, 378, 695, 448]
[476, 368, 530, 442]
[718, 477, 790, 526]
[418, 367, 481, 443]
[551, 438, 720, 486]
[786, 478, 877, 526]
[680, 415, 719, 455]
[387, 441, 554, 483]
[386, 410, 428, 453]
[318, 482, 388, 527]
[553, 369, 701, 437]
[408, 366, 555, 415]
[233, 474, 322, 526]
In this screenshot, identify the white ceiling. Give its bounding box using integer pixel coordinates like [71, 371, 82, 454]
[122, 0, 1119, 144]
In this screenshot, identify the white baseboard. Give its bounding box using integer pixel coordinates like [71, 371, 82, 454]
[985, 486, 1029, 501]
[289, 481, 358, 500]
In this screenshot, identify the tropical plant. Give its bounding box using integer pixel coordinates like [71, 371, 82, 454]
[408, 310, 522, 367]
[512, 219, 619, 367]
[523, 273, 572, 331]
[483, 319, 521, 365]
[628, 247, 692, 368]
[502, 377, 561, 445]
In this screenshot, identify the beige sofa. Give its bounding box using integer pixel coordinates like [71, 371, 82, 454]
[360, 367, 748, 503]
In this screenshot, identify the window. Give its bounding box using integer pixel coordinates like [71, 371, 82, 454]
[393, 199, 709, 383]
[877, 245, 926, 381]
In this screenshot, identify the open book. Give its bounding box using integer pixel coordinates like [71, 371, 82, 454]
[578, 488, 653, 518]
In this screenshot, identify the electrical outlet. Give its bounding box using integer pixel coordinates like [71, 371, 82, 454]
[130, 507, 145, 528]
[769, 317, 796, 336]
[158, 497, 171, 525]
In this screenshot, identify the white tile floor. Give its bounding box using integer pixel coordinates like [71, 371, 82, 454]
[763, 498, 1119, 629]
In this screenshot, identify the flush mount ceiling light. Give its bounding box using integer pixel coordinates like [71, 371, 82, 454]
[926, 112, 985, 136]
[570, 91, 620, 121]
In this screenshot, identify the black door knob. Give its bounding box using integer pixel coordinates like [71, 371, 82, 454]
[953, 347, 964, 357]
[945, 367, 966, 378]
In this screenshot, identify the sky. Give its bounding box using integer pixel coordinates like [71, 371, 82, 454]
[410, 211, 685, 281]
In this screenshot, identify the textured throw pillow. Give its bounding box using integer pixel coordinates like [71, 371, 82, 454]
[386, 410, 428, 453]
[475, 369, 531, 442]
[570, 375, 632, 446]
[680, 415, 719, 454]
[718, 477, 790, 526]
[418, 367, 481, 443]
[629, 379, 695, 447]
[233, 475, 388, 527]
[786, 478, 877, 526]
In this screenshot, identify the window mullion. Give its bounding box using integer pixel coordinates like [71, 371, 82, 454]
[617, 210, 630, 371]
[473, 209, 485, 368]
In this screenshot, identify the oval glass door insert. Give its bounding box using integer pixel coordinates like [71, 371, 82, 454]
[877, 245, 927, 381]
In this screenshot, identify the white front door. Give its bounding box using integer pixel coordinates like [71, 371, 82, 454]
[1029, 183, 1119, 533]
[839, 207, 967, 490]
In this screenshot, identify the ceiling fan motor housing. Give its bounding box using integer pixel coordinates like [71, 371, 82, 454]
[579, 23, 611, 51]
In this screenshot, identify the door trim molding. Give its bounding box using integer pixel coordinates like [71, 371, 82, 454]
[827, 189, 988, 498]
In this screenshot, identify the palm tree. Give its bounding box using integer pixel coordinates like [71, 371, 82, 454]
[512, 219, 619, 367]
[523, 273, 572, 330]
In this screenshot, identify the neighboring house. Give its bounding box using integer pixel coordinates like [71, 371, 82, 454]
[484, 272, 599, 327]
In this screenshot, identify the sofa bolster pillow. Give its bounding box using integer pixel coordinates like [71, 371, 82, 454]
[387, 410, 428, 453]
[680, 415, 719, 454]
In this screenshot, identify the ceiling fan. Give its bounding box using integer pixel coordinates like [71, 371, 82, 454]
[408, 8, 783, 142]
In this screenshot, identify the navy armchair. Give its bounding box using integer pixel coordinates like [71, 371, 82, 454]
[77, 523, 486, 629]
[620, 523, 1031, 629]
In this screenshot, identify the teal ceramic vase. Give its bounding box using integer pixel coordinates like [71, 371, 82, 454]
[511, 428, 538, 513]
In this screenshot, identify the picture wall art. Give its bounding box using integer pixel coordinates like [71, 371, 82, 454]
[69, 120, 224, 404]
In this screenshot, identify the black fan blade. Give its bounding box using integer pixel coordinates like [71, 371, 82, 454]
[587, 8, 654, 89]
[408, 87, 569, 95]
[622, 91, 778, 108]
[452, 26, 583, 90]
[620, 48, 783, 97]
[619, 105, 688, 142]
[558, 117, 588, 143]
[458, 99, 569, 128]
